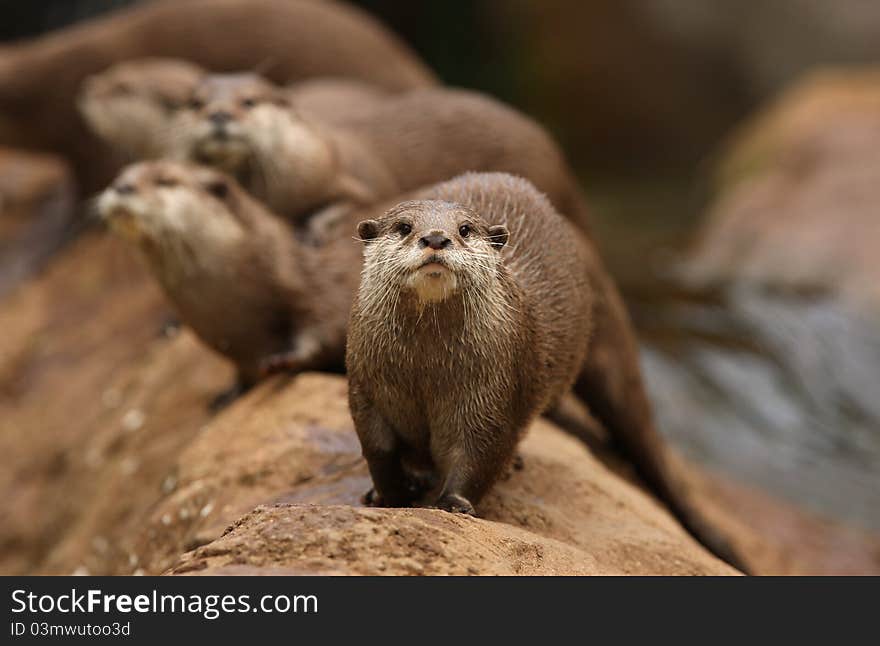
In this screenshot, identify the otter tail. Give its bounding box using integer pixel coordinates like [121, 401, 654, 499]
[573, 272, 749, 573]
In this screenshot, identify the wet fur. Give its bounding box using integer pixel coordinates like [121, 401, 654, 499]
[79, 58, 205, 159]
[99, 160, 359, 390]
[347, 172, 744, 569]
[157, 77, 592, 233]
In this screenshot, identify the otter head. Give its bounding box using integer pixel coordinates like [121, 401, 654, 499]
[357, 201, 509, 305]
[78, 59, 203, 158]
[174, 73, 330, 177]
[98, 161, 246, 255]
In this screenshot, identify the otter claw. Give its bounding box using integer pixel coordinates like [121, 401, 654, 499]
[435, 493, 476, 516]
[361, 488, 383, 507]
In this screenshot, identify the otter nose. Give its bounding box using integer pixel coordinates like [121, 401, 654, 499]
[419, 233, 452, 250]
[113, 182, 136, 195]
[209, 111, 232, 126]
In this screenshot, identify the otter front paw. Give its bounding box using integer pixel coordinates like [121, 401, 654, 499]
[361, 488, 383, 507]
[435, 493, 476, 516]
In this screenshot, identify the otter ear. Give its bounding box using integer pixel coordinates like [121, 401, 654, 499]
[487, 224, 509, 249]
[357, 219, 380, 243]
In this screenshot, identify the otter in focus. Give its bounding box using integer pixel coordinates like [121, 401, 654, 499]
[166, 75, 592, 232]
[98, 160, 360, 407]
[78, 58, 205, 160]
[346, 172, 742, 568]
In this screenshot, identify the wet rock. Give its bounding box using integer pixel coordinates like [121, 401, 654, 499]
[635, 68, 880, 574]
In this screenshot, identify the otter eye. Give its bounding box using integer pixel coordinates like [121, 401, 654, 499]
[205, 180, 229, 199]
[459, 224, 471, 238]
[396, 222, 412, 237]
[156, 177, 177, 188]
[188, 98, 204, 110]
[241, 97, 256, 109]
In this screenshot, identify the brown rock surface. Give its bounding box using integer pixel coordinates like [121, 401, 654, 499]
[685, 67, 880, 308]
[156, 375, 734, 576]
[0, 232, 735, 576]
[0, 147, 75, 296]
[0, 232, 231, 575]
[635, 67, 880, 575]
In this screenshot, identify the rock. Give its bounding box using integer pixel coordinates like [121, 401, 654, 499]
[0, 232, 734, 576]
[684, 67, 880, 309]
[160, 374, 733, 576]
[0, 146, 76, 296]
[633, 68, 880, 574]
[0, 232, 231, 575]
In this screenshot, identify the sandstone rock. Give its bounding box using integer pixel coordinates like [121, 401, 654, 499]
[0, 230, 734, 576]
[0, 232, 231, 575]
[0, 146, 75, 296]
[159, 374, 734, 576]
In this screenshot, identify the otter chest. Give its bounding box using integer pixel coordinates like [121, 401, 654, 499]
[366, 322, 511, 446]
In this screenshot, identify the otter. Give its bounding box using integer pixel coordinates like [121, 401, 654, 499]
[346, 172, 742, 568]
[169, 73, 395, 222]
[168, 75, 592, 233]
[0, 0, 437, 191]
[78, 58, 205, 160]
[79, 63, 393, 164]
[97, 160, 360, 407]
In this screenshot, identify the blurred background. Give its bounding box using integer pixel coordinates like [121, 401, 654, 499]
[2, 0, 879, 574]
[6, 0, 880, 275]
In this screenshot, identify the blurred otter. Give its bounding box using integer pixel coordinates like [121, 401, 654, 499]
[78, 62, 394, 163]
[168, 73, 395, 222]
[0, 0, 437, 191]
[346, 172, 742, 569]
[97, 160, 360, 407]
[169, 75, 593, 232]
[78, 58, 205, 160]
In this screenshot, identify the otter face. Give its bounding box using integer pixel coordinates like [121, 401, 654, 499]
[78, 60, 202, 158]
[98, 161, 244, 246]
[174, 73, 305, 172]
[357, 201, 509, 304]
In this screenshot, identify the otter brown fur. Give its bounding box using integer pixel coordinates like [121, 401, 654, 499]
[346, 172, 741, 568]
[168, 76, 592, 232]
[169, 73, 396, 222]
[0, 0, 437, 190]
[97, 160, 360, 405]
[78, 58, 205, 160]
[79, 64, 393, 164]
